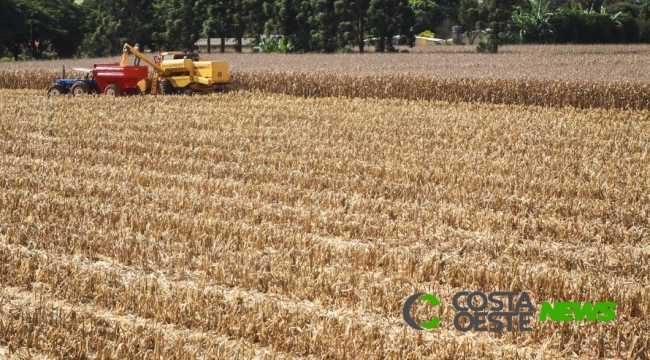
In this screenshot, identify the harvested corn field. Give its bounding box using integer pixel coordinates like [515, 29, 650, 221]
[0, 89, 648, 359]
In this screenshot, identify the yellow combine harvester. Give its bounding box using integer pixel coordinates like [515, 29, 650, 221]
[121, 43, 230, 95]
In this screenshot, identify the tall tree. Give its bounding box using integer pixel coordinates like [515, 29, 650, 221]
[154, 0, 203, 51]
[335, 0, 371, 52]
[194, 0, 212, 52]
[82, 0, 155, 57]
[10, 0, 84, 59]
[332, 0, 358, 51]
[201, 0, 230, 53]
[244, 0, 269, 41]
[410, 0, 443, 34]
[368, 0, 393, 51]
[478, 0, 517, 52]
[199, 0, 248, 52]
[458, 0, 488, 44]
[436, 0, 460, 22]
[398, 0, 417, 46]
[229, 0, 247, 52]
[0, 0, 25, 58]
[309, 0, 339, 51]
[268, 0, 312, 50]
[368, 0, 415, 51]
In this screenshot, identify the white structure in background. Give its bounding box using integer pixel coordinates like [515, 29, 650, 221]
[415, 30, 489, 46]
[194, 38, 255, 52]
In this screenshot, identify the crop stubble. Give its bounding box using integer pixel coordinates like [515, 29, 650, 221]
[0, 89, 649, 359]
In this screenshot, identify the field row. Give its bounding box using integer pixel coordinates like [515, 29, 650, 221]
[3, 69, 650, 110]
[1, 90, 649, 358]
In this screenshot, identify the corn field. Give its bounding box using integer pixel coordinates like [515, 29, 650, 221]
[3, 69, 650, 110]
[2, 45, 650, 109]
[3, 44, 650, 82]
[0, 88, 648, 359]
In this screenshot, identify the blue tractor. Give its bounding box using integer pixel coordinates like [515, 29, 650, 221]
[47, 66, 98, 96]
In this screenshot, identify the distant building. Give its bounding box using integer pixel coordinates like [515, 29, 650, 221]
[462, 30, 489, 45]
[194, 38, 255, 52]
[415, 36, 448, 46]
[364, 36, 403, 46]
[414, 30, 488, 46]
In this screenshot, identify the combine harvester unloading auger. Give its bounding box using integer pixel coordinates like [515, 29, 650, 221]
[48, 43, 230, 97]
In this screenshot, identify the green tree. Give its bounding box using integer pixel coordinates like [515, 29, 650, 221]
[244, 0, 269, 42]
[309, 0, 340, 51]
[335, 0, 371, 52]
[410, 0, 443, 34]
[198, 0, 248, 53]
[334, 0, 355, 50]
[368, 0, 416, 51]
[638, 1, 650, 42]
[200, 0, 231, 53]
[0, 0, 25, 58]
[81, 0, 155, 57]
[154, 0, 203, 51]
[9, 0, 84, 59]
[478, 0, 517, 52]
[263, 0, 311, 50]
[229, 0, 247, 52]
[437, 0, 460, 21]
[458, 0, 488, 44]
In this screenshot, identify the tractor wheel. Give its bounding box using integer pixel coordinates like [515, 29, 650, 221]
[47, 84, 66, 96]
[158, 80, 173, 95]
[71, 81, 90, 96]
[183, 89, 193, 97]
[104, 84, 121, 97]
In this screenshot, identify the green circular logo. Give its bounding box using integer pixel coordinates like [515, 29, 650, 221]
[403, 293, 441, 330]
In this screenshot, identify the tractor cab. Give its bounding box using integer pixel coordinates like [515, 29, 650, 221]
[48, 67, 97, 96]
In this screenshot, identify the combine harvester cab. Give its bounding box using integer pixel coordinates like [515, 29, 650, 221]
[47, 64, 149, 97]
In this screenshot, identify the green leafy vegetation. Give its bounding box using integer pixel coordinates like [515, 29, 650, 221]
[2, 0, 650, 58]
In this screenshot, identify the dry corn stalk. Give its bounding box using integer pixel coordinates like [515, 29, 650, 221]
[2, 68, 649, 110]
[0, 89, 648, 359]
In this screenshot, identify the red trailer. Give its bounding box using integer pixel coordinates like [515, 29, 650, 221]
[92, 63, 149, 96]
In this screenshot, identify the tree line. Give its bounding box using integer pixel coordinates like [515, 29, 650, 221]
[2, 0, 650, 59]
